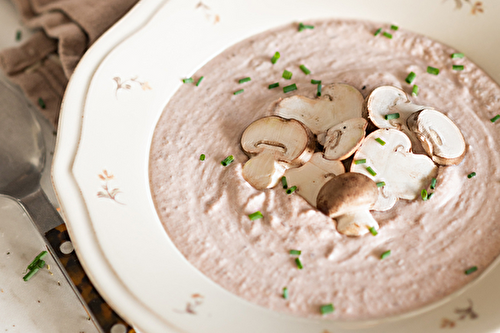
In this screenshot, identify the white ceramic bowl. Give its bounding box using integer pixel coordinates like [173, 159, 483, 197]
[52, 0, 500, 332]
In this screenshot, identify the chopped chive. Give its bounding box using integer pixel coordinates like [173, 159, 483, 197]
[271, 52, 281, 64]
[375, 138, 386, 146]
[451, 53, 464, 59]
[23, 267, 40, 281]
[281, 176, 288, 189]
[38, 98, 46, 109]
[248, 211, 263, 221]
[405, 72, 416, 84]
[239, 77, 251, 84]
[282, 70, 293, 80]
[382, 32, 393, 39]
[282, 287, 289, 299]
[182, 77, 194, 84]
[374, 28, 382, 36]
[376, 182, 386, 187]
[317, 83, 322, 97]
[283, 84, 297, 93]
[467, 172, 476, 179]
[369, 227, 378, 236]
[289, 249, 301, 255]
[366, 166, 377, 176]
[27, 251, 48, 271]
[465, 266, 478, 275]
[268, 82, 280, 89]
[390, 25, 399, 31]
[385, 113, 400, 120]
[196, 76, 204, 86]
[299, 65, 311, 75]
[199, 154, 205, 161]
[15, 30, 22, 41]
[320, 303, 335, 315]
[412, 84, 419, 97]
[295, 257, 303, 269]
[286, 186, 297, 194]
[36, 260, 46, 269]
[221, 155, 234, 166]
[491, 115, 500, 123]
[421, 189, 428, 201]
[298, 23, 314, 32]
[233, 89, 244, 95]
[380, 250, 391, 260]
[354, 159, 366, 165]
[311, 79, 322, 84]
[427, 193, 434, 200]
[430, 178, 437, 190]
[427, 66, 440, 75]
[452, 65, 464, 71]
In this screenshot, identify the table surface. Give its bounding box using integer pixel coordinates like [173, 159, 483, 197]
[0, 1, 101, 332]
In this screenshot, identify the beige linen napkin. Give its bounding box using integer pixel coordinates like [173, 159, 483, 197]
[0, 0, 138, 127]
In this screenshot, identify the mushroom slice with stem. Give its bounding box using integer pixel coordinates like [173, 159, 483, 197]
[284, 152, 345, 207]
[241, 116, 315, 190]
[407, 109, 466, 166]
[317, 172, 379, 236]
[318, 117, 368, 161]
[274, 83, 364, 136]
[350, 129, 438, 211]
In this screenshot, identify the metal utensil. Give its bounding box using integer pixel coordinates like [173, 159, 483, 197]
[0, 76, 102, 332]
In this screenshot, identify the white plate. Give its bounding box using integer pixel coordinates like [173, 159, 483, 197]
[52, 0, 500, 332]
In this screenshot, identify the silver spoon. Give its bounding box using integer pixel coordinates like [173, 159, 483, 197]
[0, 76, 102, 331]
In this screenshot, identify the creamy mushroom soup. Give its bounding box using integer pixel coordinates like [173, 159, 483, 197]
[149, 19, 500, 319]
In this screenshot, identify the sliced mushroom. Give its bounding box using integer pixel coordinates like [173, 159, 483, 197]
[366, 86, 466, 165]
[284, 153, 345, 207]
[241, 116, 315, 190]
[274, 83, 364, 136]
[407, 110, 466, 165]
[350, 129, 438, 211]
[318, 118, 368, 160]
[317, 172, 379, 236]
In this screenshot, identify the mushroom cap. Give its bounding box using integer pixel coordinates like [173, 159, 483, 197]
[321, 117, 367, 161]
[275, 83, 364, 135]
[242, 150, 287, 190]
[284, 152, 345, 207]
[317, 172, 379, 218]
[407, 109, 466, 165]
[241, 116, 315, 165]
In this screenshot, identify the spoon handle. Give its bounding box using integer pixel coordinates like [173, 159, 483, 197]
[20, 187, 64, 234]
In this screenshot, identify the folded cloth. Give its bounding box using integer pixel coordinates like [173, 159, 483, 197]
[0, 0, 138, 127]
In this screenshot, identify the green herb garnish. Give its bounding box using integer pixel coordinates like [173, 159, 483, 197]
[354, 159, 366, 165]
[465, 266, 478, 275]
[427, 66, 440, 75]
[271, 52, 281, 64]
[289, 250, 301, 255]
[38, 98, 46, 109]
[15, 30, 22, 41]
[376, 182, 386, 187]
[221, 155, 234, 166]
[295, 257, 303, 269]
[467, 172, 476, 179]
[369, 227, 378, 236]
[320, 303, 335, 315]
[452, 65, 464, 71]
[268, 82, 280, 89]
[233, 89, 244, 95]
[283, 287, 289, 299]
[317, 83, 322, 97]
[380, 250, 391, 260]
[239, 77, 251, 84]
[248, 211, 263, 221]
[182, 77, 194, 84]
[412, 84, 419, 97]
[374, 28, 382, 36]
[27, 251, 47, 271]
[383, 32, 393, 39]
[421, 189, 428, 201]
[490, 115, 500, 123]
[196, 76, 204, 86]
[283, 84, 297, 93]
[366, 166, 377, 176]
[405, 72, 416, 84]
[375, 138, 386, 146]
[282, 70, 293, 80]
[385, 113, 400, 120]
[451, 53, 464, 59]
[430, 178, 437, 190]
[390, 25, 399, 31]
[286, 186, 297, 194]
[427, 193, 434, 200]
[298, 23, 314, 32]
[200, 154, 205, 161]
[311, 79, 322, 84]
[23, 267, 40, 281]
[281, 176, 288, 189]
[299, 65, 311, 75]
